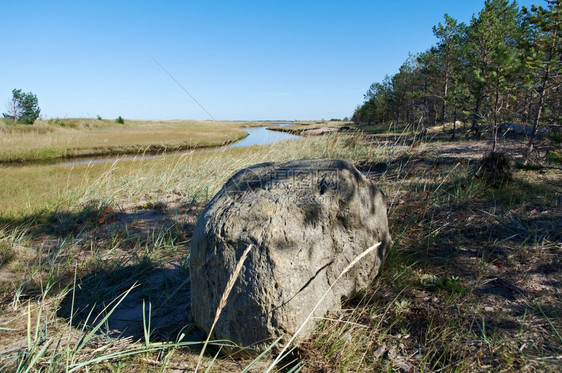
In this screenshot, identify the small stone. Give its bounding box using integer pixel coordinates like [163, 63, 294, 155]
[373, 343, 387, 359]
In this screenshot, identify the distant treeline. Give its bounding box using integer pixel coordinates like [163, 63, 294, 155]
[353, 0, 560, 146]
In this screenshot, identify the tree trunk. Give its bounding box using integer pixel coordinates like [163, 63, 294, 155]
[522, 91, 532, 124]
[526, 6, 559, 161]
[442, 67, 449, 126]
[12, 99, 18, 123]
[452, 107, 457, 140]
[525, 79, 546, 160]
[492, 87, 500, 152]
[471, 96, 481, 135]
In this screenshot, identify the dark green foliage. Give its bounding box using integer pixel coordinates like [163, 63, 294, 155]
[433, 14, 466, 135]
[3, 89, 41, 125]
[465, 0, 523, 149]
[115, 116, 125, 124]
[548, 149, 562, 163]
[0, 242, 14, 266]
[51, 118, 66, 127]
[421, 274, 465, 294]
[521, 0, 562, 158]
[515, 161, 543, 170]
[547, 132, 562, 144]
[354, 0, 561, 153]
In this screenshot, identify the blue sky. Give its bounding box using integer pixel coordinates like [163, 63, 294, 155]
[1, 0, 542, 121]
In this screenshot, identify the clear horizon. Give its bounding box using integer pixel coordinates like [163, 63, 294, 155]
[1, 0, 542, 121]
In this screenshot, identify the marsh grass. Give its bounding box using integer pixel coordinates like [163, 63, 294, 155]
[0, 131, 560, 372]
[0, 119, 269, 164]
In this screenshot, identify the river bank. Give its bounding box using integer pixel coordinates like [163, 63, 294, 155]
[0, 122, 301, 217]
[0, 119, 273, 164]
[268, 121, 353, 136]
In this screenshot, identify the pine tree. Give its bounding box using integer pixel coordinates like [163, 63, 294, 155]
[465, 0, 523, 150]
[352, 0, 560, 147]
[522, 0, 562, 159]
[433, 14, 465, 127]
[3, 89, 41, 124]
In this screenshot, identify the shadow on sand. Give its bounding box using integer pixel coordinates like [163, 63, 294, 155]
[56, 258, 203, 343]
[0, 200, 205, 343]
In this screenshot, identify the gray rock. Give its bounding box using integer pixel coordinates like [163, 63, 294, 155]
[189, 159, 391, 351]
[500, 123, 548, 137]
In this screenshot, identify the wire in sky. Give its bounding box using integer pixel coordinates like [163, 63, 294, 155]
[147, 51, 234, 136]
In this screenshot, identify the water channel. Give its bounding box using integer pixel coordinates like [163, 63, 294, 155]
[58, 124, 299, 166]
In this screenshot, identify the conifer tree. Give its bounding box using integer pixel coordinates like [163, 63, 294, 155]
[523, 0, 561, 159]
[465, 0, 522, 150]
[433, 14, 465, 126]
[3, 89, 41, 124]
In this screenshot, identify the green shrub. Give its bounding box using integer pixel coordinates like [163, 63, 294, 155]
[115, 116, 125, 124]
[0, 242, 13, 266]
[515, 162, 543, 170]
[548, 150, 562, 164]
[547, 132, 562, 144]
[49, 118, 66, 127]
[421, 274, 465, 293]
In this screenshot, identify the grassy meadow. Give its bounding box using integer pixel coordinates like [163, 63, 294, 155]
[0, 118, 270, 164]
[0, 122, 560, 372]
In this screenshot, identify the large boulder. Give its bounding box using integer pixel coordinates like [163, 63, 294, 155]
[189, 159, 391, 351]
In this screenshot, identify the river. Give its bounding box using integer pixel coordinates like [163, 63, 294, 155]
[59, 124, 299, 166]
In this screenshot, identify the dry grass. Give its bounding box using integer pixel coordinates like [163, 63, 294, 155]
[0, 119, 268, 163]
[0, 132, 382, 219]
[0, 130, 560, 372]
[0, 133, 393, 371]
[300, 143, 561, 372]
[268, 121, 351, 135]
